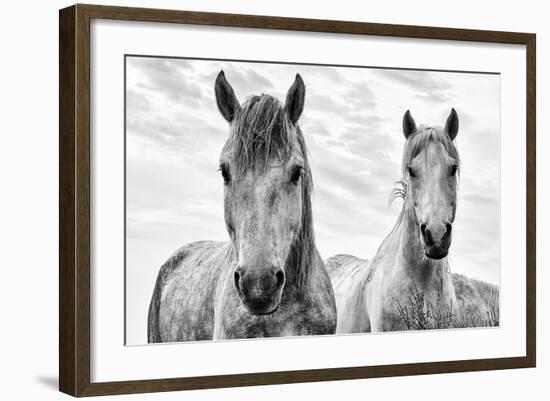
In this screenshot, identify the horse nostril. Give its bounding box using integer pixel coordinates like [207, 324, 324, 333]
[234, 271, 241, 291]
[420, 223, 427, 237]
[423, 226, 435, 246]
[275, 270, 285, 289]
[443, 223, 452, 242]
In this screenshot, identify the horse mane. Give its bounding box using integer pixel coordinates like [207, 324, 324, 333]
[288, 132, 315, 291]
[390, 125, 460, 202]
[226, 94, 315, 291]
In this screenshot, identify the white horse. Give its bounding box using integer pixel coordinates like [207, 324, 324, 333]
[327, 110, 462, 332]
[147, 72, 337, 342]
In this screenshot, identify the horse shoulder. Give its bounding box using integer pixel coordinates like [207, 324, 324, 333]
[148, 241, 229, 343]
[290, 252, 336, 335]
[364, 252, 409, 331]
[147, 242, 203, 343]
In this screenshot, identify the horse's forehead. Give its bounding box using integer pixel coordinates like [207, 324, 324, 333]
[236, 162, 297, 183]
[413, 140, 453, 168]
[246, 165, 284, 179]
[219, 143, 305, 172]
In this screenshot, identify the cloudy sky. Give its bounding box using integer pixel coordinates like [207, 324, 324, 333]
[125, 56, 500, 345]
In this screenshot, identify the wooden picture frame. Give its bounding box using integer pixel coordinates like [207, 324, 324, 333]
[59, 3, 536, 397]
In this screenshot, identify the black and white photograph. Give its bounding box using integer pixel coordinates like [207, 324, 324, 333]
[125, 56, 500, 345]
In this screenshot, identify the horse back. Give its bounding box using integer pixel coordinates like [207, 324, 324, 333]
[325, 254, 371, 333]
[325, 254, 368, 286]
[147, 241, 230, 343]
[451, 273, 500, 325]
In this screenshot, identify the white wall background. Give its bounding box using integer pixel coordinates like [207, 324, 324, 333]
[0, 0, 545, 399]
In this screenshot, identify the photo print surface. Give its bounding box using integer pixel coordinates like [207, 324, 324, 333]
[125, 56, 500, 345]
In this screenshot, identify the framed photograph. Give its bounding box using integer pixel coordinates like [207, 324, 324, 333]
[59, 4, 536, 397]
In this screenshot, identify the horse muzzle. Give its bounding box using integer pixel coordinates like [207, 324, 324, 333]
[424, 246, 449, 260]
[420, 222, 452, 260]
[234, 266, 285, 315]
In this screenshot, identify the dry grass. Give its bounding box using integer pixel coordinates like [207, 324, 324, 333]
[396, 279, 499, 331]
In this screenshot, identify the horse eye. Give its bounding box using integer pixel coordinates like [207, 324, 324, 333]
[219, 164, 231, 184]
[290, 166, 303, 185]
[450, 165, 458, 176]
[408, 167, 416, 178]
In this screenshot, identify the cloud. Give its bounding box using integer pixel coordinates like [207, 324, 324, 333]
[315, 159, 377, 196]
[346, 81, 377, 109]
[204, 65, 275, 99]
[310, 66, 347, 84]
[374, 69, 454, 103]
[460, 192, 499, 206]
[128, 57, 205, 107]
[313, 184, 390, 237]
[301, 119, 333, 137]
[126, 155, 226, 245]
[307, 92, 351, 116]
[345, 113, 387, 130]
[126, 88, 150, 114]
[339, 125, 400, 172]
[127, 112, 224, 154]
[375, 69, 452, 91]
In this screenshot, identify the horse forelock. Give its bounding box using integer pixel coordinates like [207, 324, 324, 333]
[391, 125, 460, 202]
[402, 125, 460, 174]
[225, 95, 302, 174]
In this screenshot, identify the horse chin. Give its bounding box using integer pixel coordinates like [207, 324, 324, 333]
[424, 247, 449, 260]
[244, 303, 279, 315]
[243, 300, 280, 316]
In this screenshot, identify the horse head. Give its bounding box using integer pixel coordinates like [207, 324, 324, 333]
[401, 109, 460, 259]
[215, 71, 313, 314]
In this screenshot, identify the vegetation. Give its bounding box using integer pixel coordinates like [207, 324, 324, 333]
[396, 276, 499, 331]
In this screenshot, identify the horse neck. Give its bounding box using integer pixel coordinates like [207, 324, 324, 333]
[384, 197, 450, 291]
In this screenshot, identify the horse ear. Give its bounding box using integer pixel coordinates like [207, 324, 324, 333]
[402, 110, 417, 139]
[215, 70, 240, 122]
[285, 74, 306, 124]
[444, 108, 459, 140]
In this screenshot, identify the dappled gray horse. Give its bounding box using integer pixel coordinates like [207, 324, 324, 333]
[327, 110, 463, 332]
[148, 71, 337, 342]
